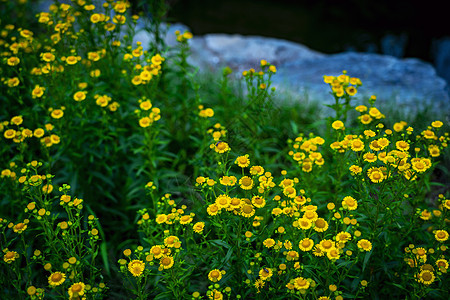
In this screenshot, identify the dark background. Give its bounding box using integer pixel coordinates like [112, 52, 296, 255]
[152, 0, 450, 83]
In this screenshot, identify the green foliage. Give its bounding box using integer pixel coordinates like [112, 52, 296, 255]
[0, 0, 449, 299]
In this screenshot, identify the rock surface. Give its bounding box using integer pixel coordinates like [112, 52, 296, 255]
[182, 33, 450, 112]
[134, 21, 449, 112]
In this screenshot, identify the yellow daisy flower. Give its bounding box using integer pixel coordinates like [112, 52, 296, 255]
[128, 260, 145, 277]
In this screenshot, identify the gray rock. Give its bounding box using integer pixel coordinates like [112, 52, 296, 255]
[184, 33, 449, 112]
[277, 52, 449, 111]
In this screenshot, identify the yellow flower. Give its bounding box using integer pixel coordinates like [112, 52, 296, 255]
[431, 121, 443, 128]
[7, 77, 20, 87]
[10, 115, 23, 125]
[363, 152, 377, 163]
[367, 167, 385, 183]
[419, 209, 432, 220]
[428, 145, 440, 157]
[48, 272, 66, 286]
[215, 194, 231, 209]
[396, 140, 410, 152]
[150, 245, 164, 259]
[65, 55, 78, 65]
[4, 129, 16, 139]
[27, 286, 37, 296]
[369, 107, 382, 118]
[435, 230, 449, 242]
[318, 239, 335, 253]
[7, 56, 20, 66]
[208, 289, 223, 300]
[113, 14, 126, 24]
[345, 86, 357, 96]
[151, 54, 165, 65]
[350, 139, 364, 151]
[314, 218, 328, 232]
[241, 204, 255, 218]
[332, 120, 345, 130]
[436, 258, 449, 271]
[239, 176, 254, 190]
[73, 91, 87, 101]
[263, 238, 275, 248]
[355, 105, 367, 112]
[212, 141, 230, 153]
[251, 196, 266, 208]
[349, 165, 362, 175]
[298, 218, 312, 230]
[164, 236, 180, 248]
[357, 239, 372, 251]
[208, 269, 222, 282]
[293, 277, 310, 290]
[299, 238, 314, 251]
[139, 117, 152, 128]
[416, 270, 435, 285]
[140, 100, 152, 111]
[68, 282, 85, 299]
[128, 260, 145, 277]
[235, 154, 250, 168]
[32, 85, 45, 98]
[359, 114, 372, 125]
[342, 196, 357, 210]
[259, 268, 273, 280]
[411, 159, 429, 173]
[160, 256, 174, 269]
[179, 215, 193, 225]
[193, 222, 204, 233]
[327, 248, 340, 260]
[68, 257, 77, 264]
[51, 109, 64, 119]
[13, 222, 27, 234]
[3, 251, 18, 263]
[250, 166, 264, 175]
[335, 231, 351, 243]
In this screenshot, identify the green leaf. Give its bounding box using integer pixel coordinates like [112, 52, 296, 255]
[100, 242, 110, 276]
[154, 291, 172, 300]
[210, 239, 231, 249]
[220, 246, 234, 268]
[362, 250, 372, 272]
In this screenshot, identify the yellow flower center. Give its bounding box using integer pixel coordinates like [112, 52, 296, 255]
[217, 143, 226, 150]
[161, 257, 171, 266]
[322, 241, 332, 249]
[51, 273, 62, 282]
[421, 271, 432, 281]
[316, 219, 326, 228]
[241, 177, 252, 186]
[415, 162, 425, 170]
[305, 211, 314, 219]
[210, 270, 220, 278]
[296, 278, 307, 286]
[72, 284, 82, 292]
[437, 231, 446, 239]
[242, 205, 253, 214]
[231, 198, 240, 206]
[253, 197, 263, 205]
